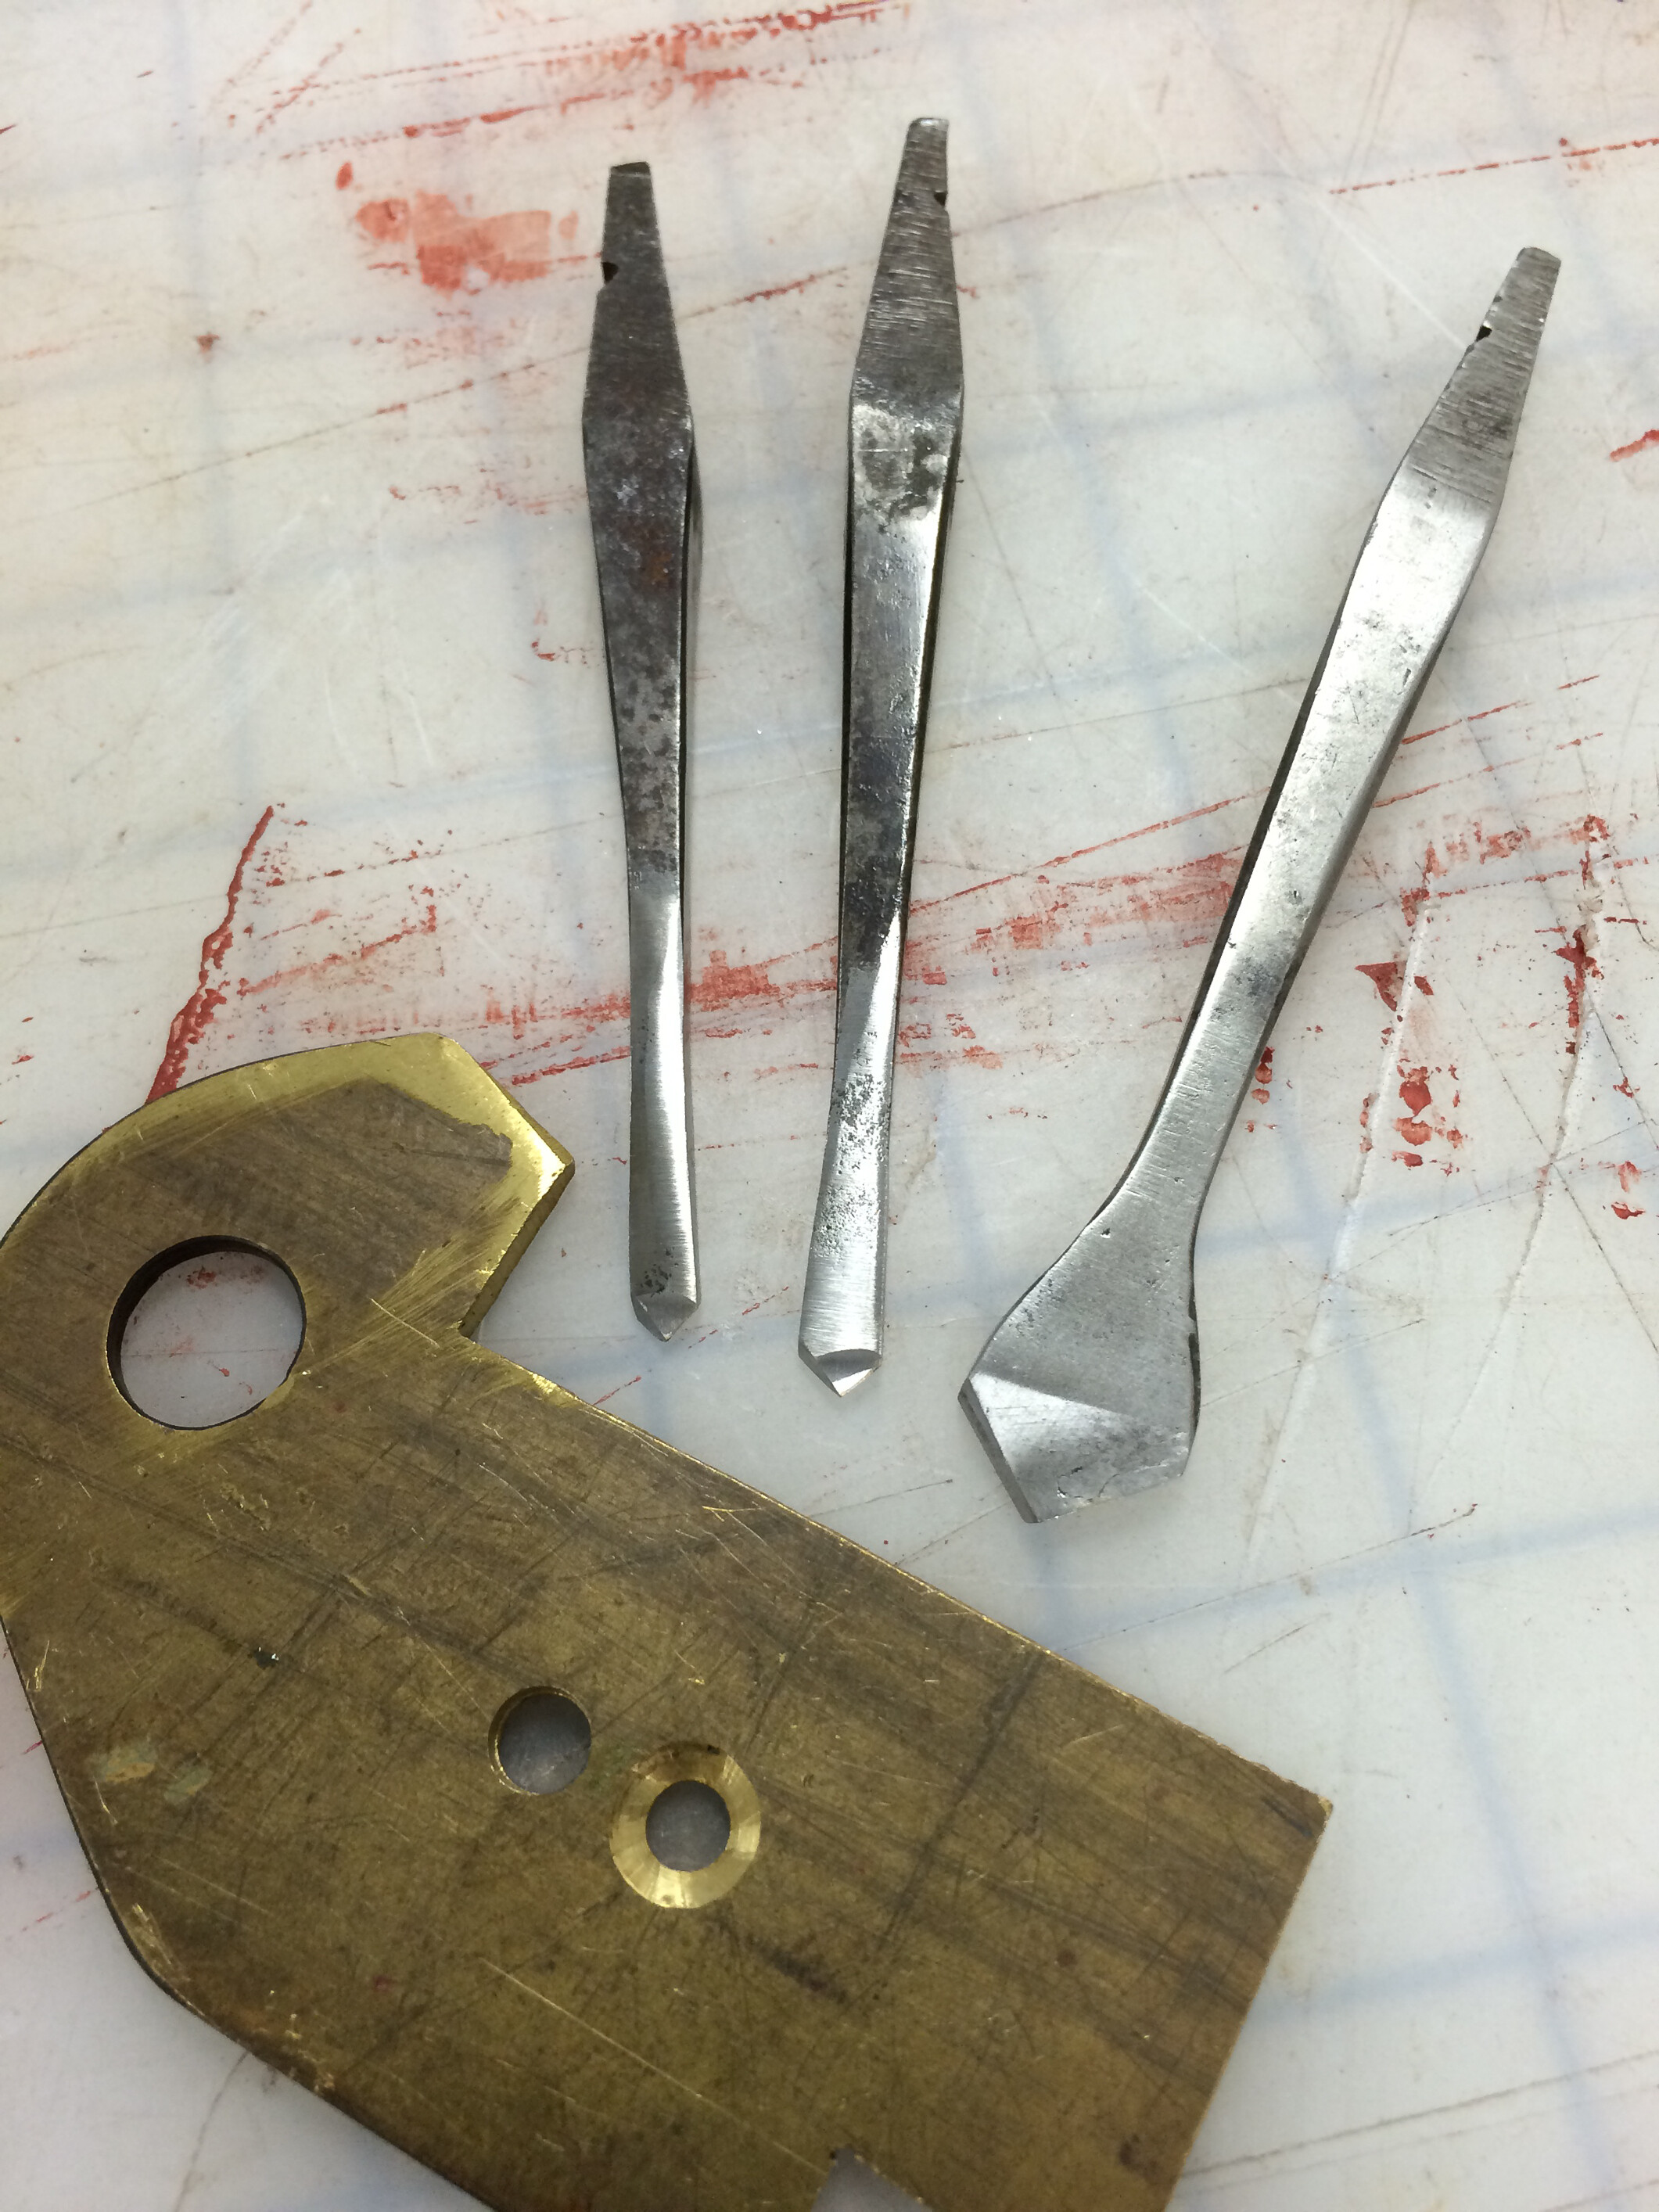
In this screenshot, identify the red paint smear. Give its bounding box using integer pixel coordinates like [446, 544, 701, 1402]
[724, 266, 840, 310]
[237, 905, 437, 998]
[509, 1045, 630, 1087]
[592, 1373, 642, 1406]
[1357, 958, 1405, 1012]
[1616, 1161, 1641, 1192]
[688, 946, 831, 1016]
[1554, 928, 1602, 1049]
[914, 788, 1252, 917]
[355, 193, 551, 292]
[150, 786, 1633, 1105]
[1332, 130, 1659, 197]
[336, 160, 354, 189]
[1613, 1202, 1645, 1220]
[23, 1887, 95, 1932]
[1610, 428, 1659, 464]
[1402, 696, 1527, 749]
[147, 806, 276, 1101]
[296, 2, 892, 153]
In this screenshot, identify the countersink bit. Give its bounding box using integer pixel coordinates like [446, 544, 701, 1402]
[962, 247, 1560, 1521]
[583, 162, 700, 1339]
[799, 117, 964, 1395]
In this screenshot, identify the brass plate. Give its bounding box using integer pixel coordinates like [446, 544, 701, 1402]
[0, 1037, 1327, 2212]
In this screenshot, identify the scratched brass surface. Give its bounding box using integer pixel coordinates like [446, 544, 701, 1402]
[0, 1037, 1327, 2212]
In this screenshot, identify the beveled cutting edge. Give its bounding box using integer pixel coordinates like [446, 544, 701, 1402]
[584, 163, 700, 1339]
[799, 118, 964, 1395]
[962, 248, 1560, 1521]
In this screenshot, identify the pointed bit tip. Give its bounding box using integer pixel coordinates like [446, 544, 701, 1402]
[632, 1285, 698, 1341]
[798, 1338, 881, 1396]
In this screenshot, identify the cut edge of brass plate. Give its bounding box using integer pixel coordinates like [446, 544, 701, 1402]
[610, 1743, 763, 1909]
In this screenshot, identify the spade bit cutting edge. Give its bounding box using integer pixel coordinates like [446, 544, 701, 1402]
[0, 1036, 1325, 2212]
[584, 161, 701, 1340]
[800, 118, 964, 1395]
[962, 247, 1559, 1522]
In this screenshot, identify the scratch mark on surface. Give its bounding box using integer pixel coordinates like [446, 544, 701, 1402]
[483, 1961, 821, 2173]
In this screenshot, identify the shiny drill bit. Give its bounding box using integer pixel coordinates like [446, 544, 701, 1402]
[962, 246, 1559, 1520]
[799, 117, 964, 1395]
[583, 163, 699, 1339]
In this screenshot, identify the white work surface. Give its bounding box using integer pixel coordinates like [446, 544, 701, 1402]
[3, 3, 1657, 2207]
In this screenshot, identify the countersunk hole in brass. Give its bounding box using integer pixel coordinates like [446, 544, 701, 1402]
[645, 1779, 730, 1870]
[610, 1743, 761, 1909]
[109, 1238, 304, 1430]
[492, 1690, 591, 1794]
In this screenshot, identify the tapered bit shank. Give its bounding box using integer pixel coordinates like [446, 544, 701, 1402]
[799, 117, 964, 1395]
[963, 248, 1559, 1520]
[584, 162, 700, 1338]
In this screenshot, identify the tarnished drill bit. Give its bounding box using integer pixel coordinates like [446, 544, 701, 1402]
[963, 247, 1559, 1520]
[799, 117, 964, 1395]
[584, 163, 700, 1339]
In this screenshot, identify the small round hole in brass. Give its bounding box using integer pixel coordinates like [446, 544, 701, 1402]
[610, 1744, 760, 1909]
[491, 1689, 591, 1794]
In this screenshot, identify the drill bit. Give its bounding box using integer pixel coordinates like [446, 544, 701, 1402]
[962, 246, 1560, 1519]
[583, 163, 700, 1339]
[799, 117, 964, 1395]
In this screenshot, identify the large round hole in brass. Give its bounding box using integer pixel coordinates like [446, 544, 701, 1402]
[109, 1237, 304, 1430]
[609, 1743, 760, 1909]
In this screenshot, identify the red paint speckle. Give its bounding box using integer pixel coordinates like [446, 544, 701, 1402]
[1553, 928, 1602, 1050]
[1357, 959, 1405, 1012]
